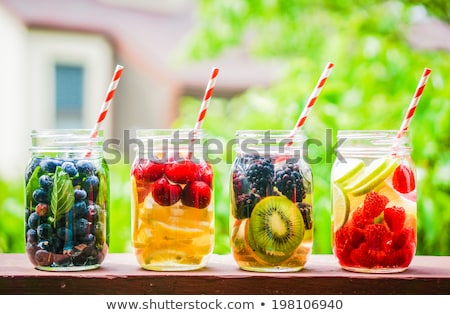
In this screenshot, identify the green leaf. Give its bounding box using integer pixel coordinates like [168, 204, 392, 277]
[50, 166, 74, 227]
[25, 166, 41, 210]
[96, 160, 109, 207]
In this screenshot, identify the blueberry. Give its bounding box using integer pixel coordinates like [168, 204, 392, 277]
[78, 233, 95, 244]
[74, 218, 90, 237]
[62, 161, 78, 177]
[74, 189, 87, 200]
[83, 175, 100, 201]
[56, 227, 73, 241]
[73, 201, 89, 219]
[40, 158, 62, 173]
[39, 175, 53, 191]
[50, 236, 63, 252]
[26, 229, 38, 244]
[37, 223, 53, 239]
[72, 177, 83, 186]
[76, 160, 95, 176]
[27, 212, 40, 229]
[25, 158, 42, 182]
[37, 240, 51, 251]
[32, 188, 48, 203]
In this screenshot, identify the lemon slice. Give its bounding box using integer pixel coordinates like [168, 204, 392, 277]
[333, 158, 365, 186]
[345, 158, 398, 196]
[332, 185, 350, 232]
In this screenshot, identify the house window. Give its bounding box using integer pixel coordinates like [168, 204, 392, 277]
[55, 64, 84, 128]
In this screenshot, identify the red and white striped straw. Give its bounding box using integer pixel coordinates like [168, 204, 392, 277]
[85, 64, 124, 157]
[193, 67, 220, 131]
[89, 64, 124, 139]
[396, 67, 432, 139]
[286, 62, 334, 144]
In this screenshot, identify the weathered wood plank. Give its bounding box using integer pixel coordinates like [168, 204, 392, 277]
[1, 254, 449, 294]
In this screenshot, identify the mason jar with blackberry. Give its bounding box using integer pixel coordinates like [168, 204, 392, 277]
[25, 129, 109, 271]
[230, 130, 313, 272]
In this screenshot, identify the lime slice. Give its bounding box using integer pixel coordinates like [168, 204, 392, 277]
[346, 158, 398, 196]
[332, 185, 350, 232]
[333, 158, 365, 186]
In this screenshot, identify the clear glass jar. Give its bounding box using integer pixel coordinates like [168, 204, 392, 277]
[130, 129, 214, 271]
[331, 130, 417, 273]
[230, 130, 313, 272]
[25, 129, 109, 271]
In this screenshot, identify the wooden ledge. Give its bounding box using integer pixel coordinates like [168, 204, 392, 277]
[1, 253, 449, 295]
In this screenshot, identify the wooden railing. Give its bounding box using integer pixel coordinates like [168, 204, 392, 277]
[1, 253, 449, 294]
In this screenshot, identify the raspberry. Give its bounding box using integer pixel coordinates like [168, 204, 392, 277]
[392, 227, 415, 250]
[349, 206, 371, 228]
[152, 177, 182, 206]
[181, 181, 212, 209]
[165, 159, 200, 184]
[335, 225, 365, 249]
[363, 191, 389, 219]
[365, 223, 389, 250]
[392, 165, 415, 193]
[350, 243, 374, 267]
[384, 206, 406, 232]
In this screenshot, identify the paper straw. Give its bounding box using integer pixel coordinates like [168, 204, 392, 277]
[193, 67, 220, 131]
[85, 64, 124, 157]
[396, 67, 432, 139]
[286, 62, 334, 144]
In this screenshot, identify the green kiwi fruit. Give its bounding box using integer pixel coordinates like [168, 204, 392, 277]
[246, 196, 304, 264]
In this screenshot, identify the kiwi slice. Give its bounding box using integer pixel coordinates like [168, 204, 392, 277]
[246, 196, 304, 264]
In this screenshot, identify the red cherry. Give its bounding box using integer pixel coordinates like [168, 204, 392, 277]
[152, 177, 182, 206]
[181, 181, 211, 209]
[165, 159, 200, 184]
[199, 163, 213, 187]
[132, 159, 165, 182]
[392, 165, 415, 193]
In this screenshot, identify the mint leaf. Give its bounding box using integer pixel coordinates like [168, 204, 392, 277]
[26, 165, 41, 210]
[50, 166, 74, 227]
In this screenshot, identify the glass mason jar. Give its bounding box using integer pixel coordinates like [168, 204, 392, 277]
[230, 130, 313, 272]
[331, 130, 417, 273]
[25, 129, 109, 271]
[130, 129, 214, 271]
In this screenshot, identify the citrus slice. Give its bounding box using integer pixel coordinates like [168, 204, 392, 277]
[151, 220, 206, 240]
[351, 159, 398, 196]
[332, 185, 350, 232]
[344, 158, 397, 195]
[333, 158, 364, 186]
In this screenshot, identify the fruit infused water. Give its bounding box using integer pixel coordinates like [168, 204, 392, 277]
[230, 130, 313, 272]
[331, 131, 417, 273]
[131, 130, 214, 271]
[25, 130, 109, 271]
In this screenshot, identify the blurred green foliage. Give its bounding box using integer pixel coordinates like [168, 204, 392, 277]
[1, 1, 449, 256]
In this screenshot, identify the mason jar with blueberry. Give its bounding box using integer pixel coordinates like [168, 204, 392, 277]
[25, 130, 109, 271]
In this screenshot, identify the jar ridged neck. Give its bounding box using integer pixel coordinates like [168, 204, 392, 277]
[235, 130, 307, 155]
[336, 130, 411, 157]
[30, 129, 104, 157]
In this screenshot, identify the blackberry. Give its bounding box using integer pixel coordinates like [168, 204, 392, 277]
[232, 170, 250, 196]
[234, 193, 261, 219]
[245, 156, 274, 197]
[297, 202, 313, 230]
[274, 163, 305, 202]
